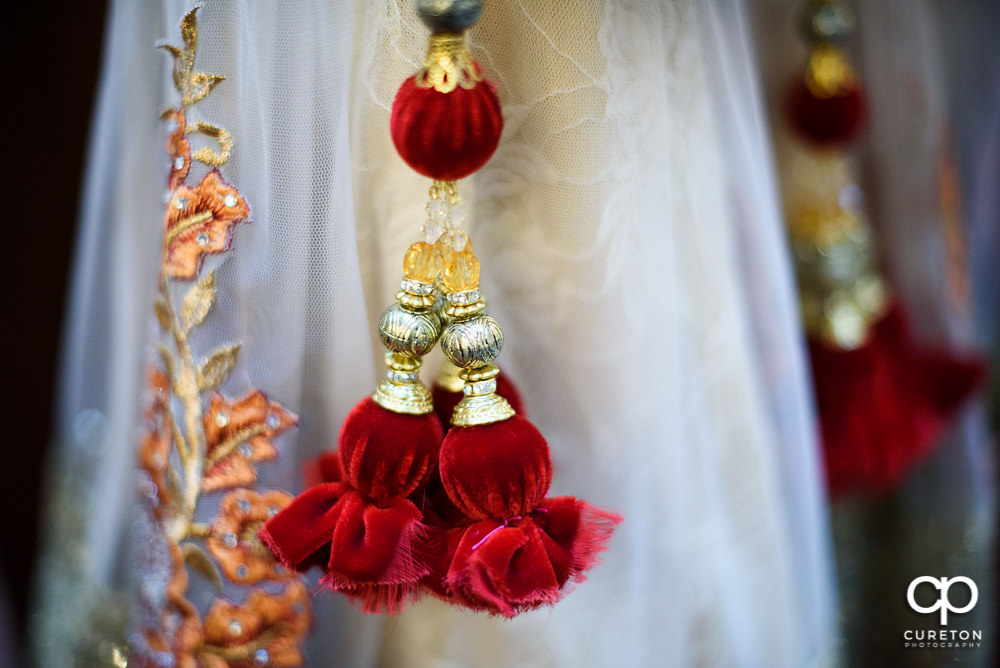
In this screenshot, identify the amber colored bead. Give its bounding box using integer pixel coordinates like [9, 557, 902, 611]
[441, 250, 480, 292]
[403, 241, 443, 282]
[434, 229, 473, 258]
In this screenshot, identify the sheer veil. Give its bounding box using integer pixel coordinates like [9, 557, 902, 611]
[32, 2, 833, 666]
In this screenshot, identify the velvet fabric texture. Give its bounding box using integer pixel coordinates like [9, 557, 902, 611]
[431, 416, 622, 616]
[439, 497, 622, 618]
[810, 304, 984, 497]
[439, 416, 553, 520]
[390, 73, 504, 180]
[786, 78, 866, 146]
[431, 370, 527, 431]
[259, 397, 443, 612]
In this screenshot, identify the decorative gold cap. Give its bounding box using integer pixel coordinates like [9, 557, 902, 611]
[372, 352, 434, 414]
[450, 364, 515, 426]
[416, 33, 483, 93]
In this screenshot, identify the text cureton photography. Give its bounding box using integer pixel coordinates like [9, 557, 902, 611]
[903, 629, 982, 649]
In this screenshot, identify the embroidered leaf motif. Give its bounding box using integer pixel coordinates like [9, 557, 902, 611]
[160, 8, 228, 109]
[154, 298, 171, 332]
[198, 344, 241, 393]
[182, 542, 224, 593]
[201, 392, 298, 493]
[185, 72, 227, 107]
[181, 270, 216, 332]
[163, 170, 249, 280]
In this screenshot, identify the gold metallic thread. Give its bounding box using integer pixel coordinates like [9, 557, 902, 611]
[186, 121, 234, 167]
[165, 210, 214, 247]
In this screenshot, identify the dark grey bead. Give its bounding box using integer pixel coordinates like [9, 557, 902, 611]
[800, 0, 854, 42]
[417, 0, 483, 33]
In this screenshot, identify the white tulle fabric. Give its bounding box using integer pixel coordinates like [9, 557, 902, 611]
[36, 1, 833, 666]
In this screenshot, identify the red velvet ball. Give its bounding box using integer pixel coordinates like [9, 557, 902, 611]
[338, 397, 443, 500]
[432, 370, 527, 431]
[786, 79, 866, 146]
[438, 415, 552, 521]
[390, 74, 503, 181]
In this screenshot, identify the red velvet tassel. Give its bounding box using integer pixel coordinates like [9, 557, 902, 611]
[786, 78, 866, 147]
[390, 74, 503, 181]
[259, 397, 443, 613]
[810, 303, 985, 497]
[429, 416, 622, 615]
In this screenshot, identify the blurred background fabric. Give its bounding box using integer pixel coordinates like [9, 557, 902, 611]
[10, 0, 998, 667]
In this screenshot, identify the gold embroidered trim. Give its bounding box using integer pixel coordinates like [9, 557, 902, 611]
[134, 8, 310, 666]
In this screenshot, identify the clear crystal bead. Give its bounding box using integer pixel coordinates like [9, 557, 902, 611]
[426, 197, 447, 221]
[224, 193, 238, 207]
[175, 197, 188, 210]
[238, 498, 251, 513]
[441, 229, 469, 254]
[268, 506, 280, 516]
[266, 414, 281, 429]
[236, 564, 249, 579]
[222, 532, 238, 549]
[166, 118, 179, 133]
[239, 442, 253, 458]
[215, 412, 230, 428]
[173, 156, 185, 171]
[196, 233, 210, 247]
[445, 203, 466, 229]
[421, 219, 447, 244]
[228, 619, 243, 636]
[253, 649, 270, 666]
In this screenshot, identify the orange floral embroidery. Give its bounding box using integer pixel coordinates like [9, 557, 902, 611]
[207, 490, 293, 584]
[139, 368, 175, 515]
[167, 110, 192, 190]
[133, 8, 310, 667]
[163, 170, 249, 280]
[139, 427, 173, 514]
[201, 581, 310, 667]
[202, 391, 297, 493]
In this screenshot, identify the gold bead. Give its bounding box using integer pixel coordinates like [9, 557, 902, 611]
[378, 303, 442, 357]
[441, 249, 480, 292]
[403, 241, 443, 283]
[441, 314, 503, 368]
